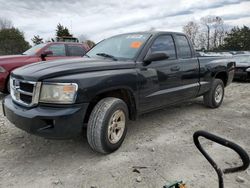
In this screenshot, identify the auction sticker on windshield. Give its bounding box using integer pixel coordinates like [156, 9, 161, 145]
[130, 41, 143, 48]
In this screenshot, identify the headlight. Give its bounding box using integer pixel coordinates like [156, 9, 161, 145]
[0, 66, 6, 73]
[246, 68, 250, 72]
[39, 83, 78, 104]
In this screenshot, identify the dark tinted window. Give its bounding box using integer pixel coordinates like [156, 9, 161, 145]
[68, 45, 85, 56]
[175, 35, 192, 58]
[47, 44, 66, 56]
[149, 35, 176, 59]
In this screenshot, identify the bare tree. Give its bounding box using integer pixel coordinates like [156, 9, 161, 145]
[183, 21, 199, 48]
[213, 17, 225, 48]
[200, 16, 215, 50]
[217, 26, 226, 47]
[0, 17, 12, 29]
[197, 33, 207, 50]
[184, 16, 228, 50]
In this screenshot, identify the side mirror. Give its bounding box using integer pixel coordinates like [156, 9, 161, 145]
[41, 50, 53, 59]
[143, 53, 169, 66]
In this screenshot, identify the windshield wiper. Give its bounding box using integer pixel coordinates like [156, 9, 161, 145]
[96, 53, 117, 61]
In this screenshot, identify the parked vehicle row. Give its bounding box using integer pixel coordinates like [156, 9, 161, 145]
[233, 55, 250, 81]
[197, 51, 250, 81]
[197, 51, 250, 57]
[0, 42, 90, 93]
[2, 31, 235, 153]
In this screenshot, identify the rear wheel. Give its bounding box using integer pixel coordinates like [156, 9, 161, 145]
[87, 97, 128, 154]
[203, 79, 224, 108]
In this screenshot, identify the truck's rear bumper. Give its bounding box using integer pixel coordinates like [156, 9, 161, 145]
[3, 95, 89, 139]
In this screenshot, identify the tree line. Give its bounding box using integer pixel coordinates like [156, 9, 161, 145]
[183, 15, 250, 51]
[0, 17, 95, 55]
[31, 24, 96, 48]
[0, 17, 30, 55]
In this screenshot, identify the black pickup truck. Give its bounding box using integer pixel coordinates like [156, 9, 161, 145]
[3, 31, 235, 154]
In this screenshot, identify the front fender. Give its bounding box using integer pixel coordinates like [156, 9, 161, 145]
[44, 69, 139, 103]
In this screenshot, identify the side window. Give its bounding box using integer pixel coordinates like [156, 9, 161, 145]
[47, 44, 66, 56]
[67, 45, 86, 56]
[175, 35, 192, 58]
[149, 35, 176, 59]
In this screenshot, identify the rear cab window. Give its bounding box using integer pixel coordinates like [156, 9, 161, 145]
[175, 35, 192, 59]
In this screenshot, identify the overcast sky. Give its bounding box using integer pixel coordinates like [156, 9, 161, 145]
[1, 0, 250, 43]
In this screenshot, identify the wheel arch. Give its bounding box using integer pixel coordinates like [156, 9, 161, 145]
[214, 71, 228, 87]
[84, 88, 137, 124]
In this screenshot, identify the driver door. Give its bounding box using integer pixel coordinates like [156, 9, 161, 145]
[138, 34, 182, 112]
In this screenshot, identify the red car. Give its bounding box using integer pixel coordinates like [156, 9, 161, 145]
[0, 42, 90, 93]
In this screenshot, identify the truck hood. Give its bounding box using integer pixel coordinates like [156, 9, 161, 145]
[12, 57, 135, 81]
[0, 55, 31, 65]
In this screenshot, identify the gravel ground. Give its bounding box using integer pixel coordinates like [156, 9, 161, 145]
[0, 82, 250, 188]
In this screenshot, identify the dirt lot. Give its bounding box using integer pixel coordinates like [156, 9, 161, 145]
[0, 82, 250, 188]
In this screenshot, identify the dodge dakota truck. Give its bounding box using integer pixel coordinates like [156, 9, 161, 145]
[3, 31, 235, 154]
[0, 42, 90, 93]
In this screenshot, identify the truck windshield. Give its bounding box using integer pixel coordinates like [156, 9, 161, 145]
[86, 34, 151, 60]
[23, 43, 47, 55]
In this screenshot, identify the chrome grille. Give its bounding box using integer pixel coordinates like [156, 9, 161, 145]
[10, 77, 41, 107]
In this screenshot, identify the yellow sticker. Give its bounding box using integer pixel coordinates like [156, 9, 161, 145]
[130, 41, 142, 49]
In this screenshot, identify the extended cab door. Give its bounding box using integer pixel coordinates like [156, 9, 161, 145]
[173, 34, 200, 99]
[138, 34, 183, 112]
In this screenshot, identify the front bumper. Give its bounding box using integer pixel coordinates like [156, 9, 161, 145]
[3, 95, 89, 139]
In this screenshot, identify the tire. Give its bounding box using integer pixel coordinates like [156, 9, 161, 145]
[87, 97, 128, 154]
[7, 78, 10, 93]
[203, 79, 224, 108]
[2, 78, 10, 94]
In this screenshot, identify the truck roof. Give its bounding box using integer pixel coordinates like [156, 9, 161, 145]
[44, 42, 84, 45]
[115, 31, 186, 36]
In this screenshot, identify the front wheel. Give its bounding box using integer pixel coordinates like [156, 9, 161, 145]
[87, 97, 128, 154]
[7, 78, 10, 93]
[203, 79, 225, 108]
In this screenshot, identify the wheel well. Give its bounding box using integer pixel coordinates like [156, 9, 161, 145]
[84, 89, 137, 123]
[215, 72, 228, 86]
